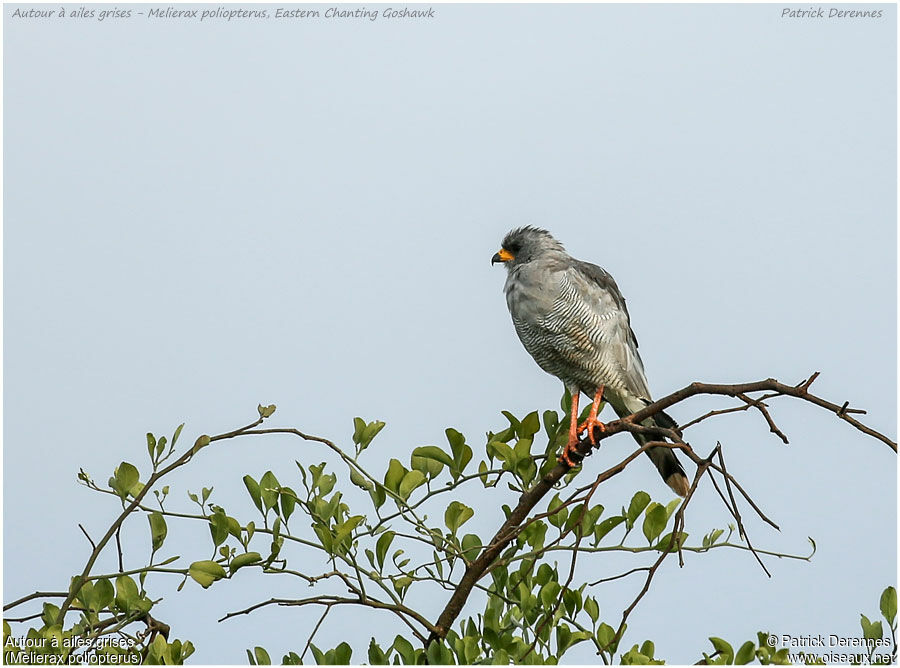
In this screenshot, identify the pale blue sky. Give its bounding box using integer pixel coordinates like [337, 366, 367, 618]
[4, 3, 897, 664]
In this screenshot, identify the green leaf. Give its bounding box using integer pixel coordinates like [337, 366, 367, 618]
[654, 531, 688, 552]
[334, 515, 365, 549]
[192, 434, 210, 453]
[426, 639, 448, 666]
[520, 411, 541, 437]
[562, 588, 581, 617]
[114, 461, 140, 497]
[446, 428, 473, 479]
[259, 471, 280, 511]
[543, 409, 560, 439]
[227, 515, 242, 540]
[334, 642, 352, 664]
[524, 520, 547, 549]
[540, 581, 560, 609]
[253, 646, 271, 665]
[709, 637, 734, 663]
[148, 512, 167, 552]
[40, 602, 60, 628]
[352, 417, 367, 444]
[412, 445, 454, 468]
[172, 423, 184, 447]
[411, 447, 446, 478]
[860, 614, 884, 641]
[229, 552, 262, 574]
[461, 533, 482, 561]
[280, 487, 297, 522]
[209, 512, 230, 547]
[317, 473, 336, 495]
[74, 578, 94, 609]
[664, 497, 681, 520]
[257, 404, 276, 418]
[384, 459, 407, 494]
[367, 482, 386, 510]
[243, 475, 263, 513]
[392, 635, 415, 664]
[594, 515, 625, 544]
[445, 501, 475, 533]
[880, 586, 897, 624]
[556, 624, 572, 654]
[92, 578, 114, 611]
[478, 460, 490, 486]
[188, 560, 226, 588]
[642, 504, 668, 544]
[547, 494, 568, 529]
[564, 504, 586, 536]
[114, 575, 139, 611]
[596, 623, 617, 652]
[368, 638, 388, 665]
[626, 491, 651, 527]
[359, 421, 386, 450]
[487, 440, 514, 463]
[146, 433, 157, 460]
[313, 525, 333, 554]
[150, 634, 168, 662]
[398, 470, 426, 500]
[376, 531, 395, 570]
[349, 467, 373, 492]
[620, 645, 651, 664]
[535, 563, 555, 587]
[584, 597, 600, 623]
[461, 635, 479, 663]
[735, 640, 755, 664]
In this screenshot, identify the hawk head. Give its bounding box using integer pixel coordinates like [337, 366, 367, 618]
[492, 226, 566, 267]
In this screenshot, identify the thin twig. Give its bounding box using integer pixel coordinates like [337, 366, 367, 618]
[115, 525, 124, 572]
[589, 567, 653, 586]
[3, 591, 68, 612]
[219, 595, 436, 643]
[79, 524, 97, 551]
[300, 606, 332, 662]
[55, 415, 267, 623]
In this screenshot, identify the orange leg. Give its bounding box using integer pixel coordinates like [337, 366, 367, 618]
[559, 392, 582, 467]
[579, 385, 606, 445]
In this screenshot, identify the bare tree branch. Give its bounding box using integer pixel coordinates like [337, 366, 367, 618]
[219, 595, 437, 643]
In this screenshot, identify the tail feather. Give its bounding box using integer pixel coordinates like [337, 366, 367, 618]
[646, 441, 690, 497]
[614, 399, 690, 497]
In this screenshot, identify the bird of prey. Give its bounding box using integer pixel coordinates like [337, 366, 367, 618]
[492, 226, 690, 497]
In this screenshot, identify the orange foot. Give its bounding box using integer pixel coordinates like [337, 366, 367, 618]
[558, 390, 585, 467]
[558, 386, 607, 467]
[559, 432, 581, 467]
[579, 386, 606, 445]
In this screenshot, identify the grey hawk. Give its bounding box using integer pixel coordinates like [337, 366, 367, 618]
[492, 226, 690, 497]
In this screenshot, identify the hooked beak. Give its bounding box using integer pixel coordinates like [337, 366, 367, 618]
[491, 248, 514, 265]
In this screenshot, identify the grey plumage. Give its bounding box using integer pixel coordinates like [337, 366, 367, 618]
[493, 226, 690, 496]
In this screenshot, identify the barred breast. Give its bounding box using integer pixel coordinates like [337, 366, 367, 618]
[505, 262, 642, 398]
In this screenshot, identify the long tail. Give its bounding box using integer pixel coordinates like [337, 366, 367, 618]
[614, 401, 690, 497]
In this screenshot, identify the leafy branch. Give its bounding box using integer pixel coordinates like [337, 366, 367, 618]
[3, 372, 894, 665]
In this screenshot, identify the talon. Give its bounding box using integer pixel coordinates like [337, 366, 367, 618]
[558, 444, 579, 467]
[580, 417, 607, 445]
